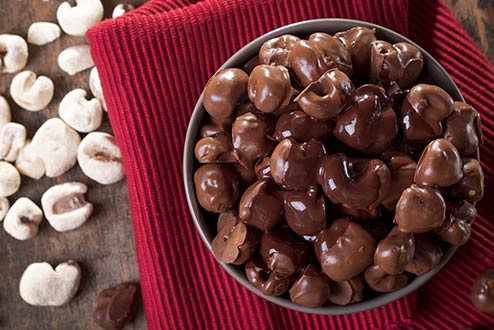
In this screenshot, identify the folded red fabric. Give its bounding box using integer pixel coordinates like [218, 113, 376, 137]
[87, 0, 494, 328]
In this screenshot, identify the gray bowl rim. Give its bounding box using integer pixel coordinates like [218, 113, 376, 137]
[183, 18, 466, 315]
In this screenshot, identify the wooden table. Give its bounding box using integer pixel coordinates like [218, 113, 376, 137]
[0, 1, 492, 329]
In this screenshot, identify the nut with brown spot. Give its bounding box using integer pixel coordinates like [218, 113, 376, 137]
[3, 197, 42, 240]
[0, 34, 28, 73]
[10, 71, 54, 111]
[0, 197, 9, 221]
[59, 89, 103, 133]
[0, 161, 21, 197]
[0, 122, 26, 162]
[15, 140, 46, 180]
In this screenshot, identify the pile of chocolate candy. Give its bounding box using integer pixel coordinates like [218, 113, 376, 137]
[193, 27, 484, 308]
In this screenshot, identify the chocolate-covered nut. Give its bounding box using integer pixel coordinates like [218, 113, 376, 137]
[394, 42, 423, 88]
[233, 162, 257, 186]
[364, 264, 408, 292]
[334, 204, 381, 221]
[328, 276, 365, 305]
[395, 184, 445, 233]
[380, 153, 416, 211]
[335, 27, 376, 73]
[203, 68, 248, 119]
[379, 80, 405, 108]
[283, 189, 326, 236]
[369, 41, 403, 83]
[94, 283, 139, 330]
[245, 256, 294, 296]
[400, 84, 454, 142]
[259, 34, 300, 67]
[452, 158, 484, 202]
[315, 218, 377, 281]
[239, 180, 283, 231]
[443, 102, 482, 156]
[374, 226, 415, 275]
[415, 139, 463, 187]
[273, 110, 332, 142]
[260, 229, 309, 276]
[295, 69, 355, 120]
[248, 65, 291, 113]
[254, 156, 272, 181]
[334, 84, 398, 154]
[241, 56, 259, 74]
[212, 212, 259, 265]
[194, 132, 236, 163]
[436, 200, 476, 246]
[199, 116, 233, 138]
[289, 264, 331, 308]
[318, 153, 391, 210]
[194, 164, 240, 213]
[470, 269, 494, 314]
[405, 234, 443, 276]
[232, 112, 276, 168]
[309, 33, 352, 75]
[361, 218, 392, 241]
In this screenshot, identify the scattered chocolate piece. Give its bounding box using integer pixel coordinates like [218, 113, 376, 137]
[374, 226, 415, 275]
[405, 234, 443, 276]
[289, 264, 331, 308]
[364, 264, 408, 292]
[94, 283, 139, 330]
[328, 276, 365, 305]
[470, 269, 494, 314]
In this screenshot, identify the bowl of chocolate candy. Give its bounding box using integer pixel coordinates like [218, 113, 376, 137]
[183, 19, 484, 314]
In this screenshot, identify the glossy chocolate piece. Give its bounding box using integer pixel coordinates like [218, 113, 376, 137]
[379, 80, 405, 108]
[254, 156, 272, 181]
[245, 256, 294, 296]
[232, 112, 276, 168]
[470, 269, 494, 314]
[334, 84, 398, 154]
[364, 264, 408, 292]
[233, 162, 257, 186]
[315, 218, 377, 281]
[259, 34, 300, 67]
[400, 84, 454, 143]
[452, 158, 484, 202]
[374, 226, 415, 275]
[194, 164, 240, 213]
[405, 234, 443, 276]
[436, 200, 476, 246]
[273, 110, 332, 142]
[270, 138, 325, 190]
[395, 184, 445, 233]
[394, 42, 423, 88]
[380, 152, 416, 211]
[260, 229, 309, 276]
[238, 180, 283, 231]
[94, 283, 139, 330]
[369, 41, 403, 82]
[203, 68, 249, 119]
[318, 153, 391, 210]
[248, 65, 292, 113]
[199, 116, 233, 138]
[194, 132, 236, 163]
[328, 276, 365, 305]
[295, 69, 354, 120]
[212, 212, 259, 265]
[335, 27, 376, 73]
[309, 32, 352, 75]
[283, 189, 326, 236]
[289, 264, 331, 307]
[443, 102, 482, 156]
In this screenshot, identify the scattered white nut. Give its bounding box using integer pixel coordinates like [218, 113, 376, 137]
[10, 71, 55, 111]
[19, 261, 81, 306]
[78, 132, 124, 185]
[0, 123, 26, 162]
[0, 197, 9, 221]
[3, 197, 42, 240]
[27, 22, 61, 46]
[0, 96, 11, 129]
[112, 3, 135, 18]
[0, 161, 21, 197]
[89, 67, 107, 111]
[0, 34, 28, 73]
[58, 45, 94, 76]
[31, 118, 80, 177]
[15, 140, 45, 180]
[57, 0, 103, 36]
[59, 89, 102, 133]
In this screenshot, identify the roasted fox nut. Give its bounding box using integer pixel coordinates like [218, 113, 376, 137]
[374, 226, 415, 275]
[335, 26, 376, 73]
[245, 256, 294, 296]
[334, 84, 398, 154]
[194, 164, 240, 213]
[443, 102, 482, 156]
[414, 139, 463, 187]
[436, 200, 476, 246]
[295, 69, 355, 120]
[289, 264, 331, 308]
[328, 276, 365, 305]
[238, 180, 283, 231]
[315, 218, 377, 281]
[405, 234, 443, 276]
[270, 138, 325, 190]
[194, 132, 235, 163]
[364, 264, 408, 292]
[203, 68, 248, 119]
[400, 84, 454, 143]
[248, 65, 291, 113]
[318, 153, 391, 210]
[380, 152, 416, 211]
[283, 189, 326, 236]
[273, 110, 332, 142]
[232, 112, 276, 168]
[395, 184, 445, 233]
[259, 34, 300, 67]
[452, 158, 484, 202]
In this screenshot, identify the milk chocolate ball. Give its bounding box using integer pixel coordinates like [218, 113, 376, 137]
[443, 101, 482, 156]
[194, 132, 236, 163]
[471, 269, 494, 314]
[259, 34, 300, 67]
[248, 65, 292, 113]
[239, 180, 283, 231]
[309, 32, 352, 75]
[274, 110, 332, 142]
[380, 152, 416, 211]
[283, 189, 326, 236]
[335, 26, 376, 73]
[364, 264, 408, 292]
[436, 200, 476, 246]
[289, 264, 331, 308]
[328, 276, 365, 305]
[452, 158, 484, 202]
[374, 226, 415, 275]
[245, 256, 294, 296]
[394, 42, 423, 88]
[405, 234, 443, 276]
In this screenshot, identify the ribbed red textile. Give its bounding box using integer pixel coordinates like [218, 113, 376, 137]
[87, 0, 494, 328]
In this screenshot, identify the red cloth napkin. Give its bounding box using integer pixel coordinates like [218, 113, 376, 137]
[87, 0, 494, 328]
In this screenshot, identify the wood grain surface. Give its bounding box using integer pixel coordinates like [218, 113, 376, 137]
[0, 1, 492, 330]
